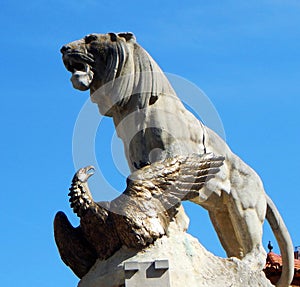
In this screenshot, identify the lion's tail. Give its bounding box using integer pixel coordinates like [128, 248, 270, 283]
[266, 194, 294, 287]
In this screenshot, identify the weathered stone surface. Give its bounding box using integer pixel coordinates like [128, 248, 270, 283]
[60, 32, 294, 286]
[78, 223, 273, 287]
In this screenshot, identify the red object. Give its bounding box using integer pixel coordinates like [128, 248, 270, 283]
[264, 252, 300, 286]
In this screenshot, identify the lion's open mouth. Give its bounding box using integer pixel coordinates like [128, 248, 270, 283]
[63, 53, 93, 72]
[66, 60, 86, 73]
[62, 53, 95, 91]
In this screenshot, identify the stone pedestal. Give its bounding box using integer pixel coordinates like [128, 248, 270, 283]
[78, 222, 273, 287]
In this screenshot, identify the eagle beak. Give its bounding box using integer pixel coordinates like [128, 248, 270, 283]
[84, 166, 95, 179]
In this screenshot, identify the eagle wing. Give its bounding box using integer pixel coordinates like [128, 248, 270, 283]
[110, 153, 224, 248]
[53, 211, 97, 278]
[125, 153, 225, 207]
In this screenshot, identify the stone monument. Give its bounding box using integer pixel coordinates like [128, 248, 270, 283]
[55, 32, 294, 287]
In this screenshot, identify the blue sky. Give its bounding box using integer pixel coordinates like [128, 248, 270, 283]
[1, 0, 300, 286]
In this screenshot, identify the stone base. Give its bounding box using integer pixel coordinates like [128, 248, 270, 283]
[78, 223, 273, 287]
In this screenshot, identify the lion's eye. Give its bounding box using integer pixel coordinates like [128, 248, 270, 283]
[85, 34, 98, 44]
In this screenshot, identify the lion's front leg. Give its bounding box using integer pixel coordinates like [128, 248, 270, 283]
[208, 208, 244, 259]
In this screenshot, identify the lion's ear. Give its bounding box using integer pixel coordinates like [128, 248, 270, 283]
[118, 32, 136, 43]
[108, 32, 118, 42]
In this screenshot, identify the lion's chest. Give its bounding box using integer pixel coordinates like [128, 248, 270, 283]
[117, 105, 206, 171]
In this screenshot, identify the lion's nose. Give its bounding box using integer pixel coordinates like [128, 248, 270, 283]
[60, 45, 71, 54]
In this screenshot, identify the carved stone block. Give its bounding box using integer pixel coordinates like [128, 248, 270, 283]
[124, 260, 170, 287]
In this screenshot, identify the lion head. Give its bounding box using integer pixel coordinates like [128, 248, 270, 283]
[61, 32, 175, 117]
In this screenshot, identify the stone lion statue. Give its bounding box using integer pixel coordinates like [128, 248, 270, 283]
[61, 32, 294, 287]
